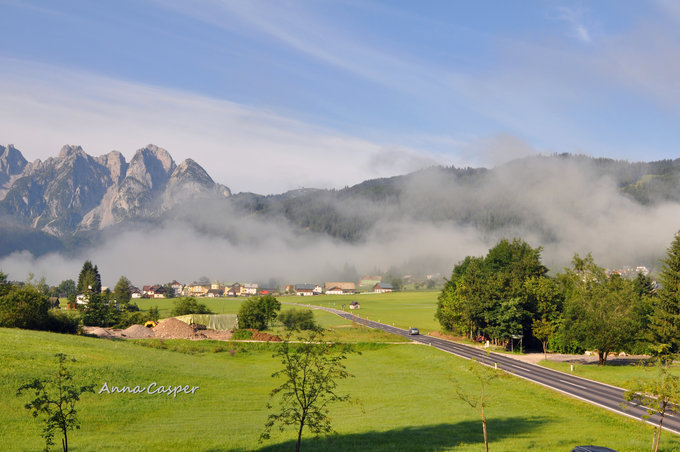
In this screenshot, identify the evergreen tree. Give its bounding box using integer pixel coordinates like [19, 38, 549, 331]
[76, 261, 101, 295]
[650, 232, 680, 353]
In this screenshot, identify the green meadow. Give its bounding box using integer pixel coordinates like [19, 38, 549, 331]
[1, 327, 676, 451]
[285, 291, 441, 332]
[132, 292, 441, 334]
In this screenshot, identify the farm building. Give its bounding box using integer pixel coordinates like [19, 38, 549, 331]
[295, 284, 322, 296]
[324, 282, 357, 294]
[373, 282, 394, 293]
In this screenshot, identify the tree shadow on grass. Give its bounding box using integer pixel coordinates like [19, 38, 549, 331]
[216, 416, 547, 452]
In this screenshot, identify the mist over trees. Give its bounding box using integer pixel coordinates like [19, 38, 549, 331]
[3, 153, 680, 285]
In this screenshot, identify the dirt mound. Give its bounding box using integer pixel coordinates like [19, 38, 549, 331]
[84, 326, 114, 338]
[121, 324, 155, 339]
[154, 318, 195, 339]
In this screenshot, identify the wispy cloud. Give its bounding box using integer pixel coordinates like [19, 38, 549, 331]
[554, 5, 593, 43]
[0, 58, 445, 194]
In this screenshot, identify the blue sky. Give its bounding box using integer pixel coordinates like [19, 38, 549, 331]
[1, 0, 679, 193]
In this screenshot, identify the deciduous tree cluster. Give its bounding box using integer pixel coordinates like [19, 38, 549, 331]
[435, 234, 669, 365]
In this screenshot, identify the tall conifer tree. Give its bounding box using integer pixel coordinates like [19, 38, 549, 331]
[76, 261, 101, 294]
[650, 232, 680, 353]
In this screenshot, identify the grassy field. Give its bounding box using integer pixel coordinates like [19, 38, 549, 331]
[1, 327, 677, 451]
[283, 291, 441, 332]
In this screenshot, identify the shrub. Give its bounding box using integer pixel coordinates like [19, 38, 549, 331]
[81, 293, 117, 327]
[112, 311, 152, 329]
[148, 306, 160, 321]
[278, 308, 321, 331]
[171, 297, 212, 316]
[232, 329, 254, 340]
[44, 308, 81, 334]
[0, 286, 51, 330]
[238, 295, 281, 330]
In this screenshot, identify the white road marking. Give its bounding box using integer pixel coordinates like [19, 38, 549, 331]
[558, 379, 587, 390]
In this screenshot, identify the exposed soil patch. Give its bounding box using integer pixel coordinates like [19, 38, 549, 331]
[84, 319, 243, 341]
[247, 329, 282, 342]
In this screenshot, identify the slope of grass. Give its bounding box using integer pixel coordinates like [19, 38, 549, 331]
[1, 328, 677, 451]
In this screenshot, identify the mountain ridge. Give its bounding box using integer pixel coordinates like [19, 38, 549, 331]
[0, 144, 231, 248]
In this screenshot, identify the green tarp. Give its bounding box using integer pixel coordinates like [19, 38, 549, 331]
[173, 314, 238, 331]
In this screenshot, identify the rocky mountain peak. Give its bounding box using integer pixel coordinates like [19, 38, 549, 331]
[96, 151, 128, 185]
[0, 144, 28, 182]
[0, 143, 231, 242]
[172, 159, 213, 184]
[127, 144, 176, 190]
[58, 144, 88, 159]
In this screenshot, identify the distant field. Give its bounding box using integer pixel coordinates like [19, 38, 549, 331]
[283, 291, 441, 332]
[61, 291, 442, 333]
[1, 328, 675, 451]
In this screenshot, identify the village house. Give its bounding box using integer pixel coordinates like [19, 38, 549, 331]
[240, 283, 258, 296]
[294, 284, 322, 296]
[373, 282, 393, 293]
[206, 287, 224, 297]
[145, 285, 167, 299]
[130, 285, 142, 299]
[169, 280, 184, 297]
[258, 286, 277, 296]
[226, 283, 241, 297]
[324, 282, 357, 295]
[184, 282, 210, 297]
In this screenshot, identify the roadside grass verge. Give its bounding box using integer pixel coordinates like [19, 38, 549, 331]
[539, 358, 680, 388]
[1, 327, 677, 451]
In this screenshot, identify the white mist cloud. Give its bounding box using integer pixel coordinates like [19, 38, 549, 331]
[2, 154, 678, 287]
[0, 217, 490, 287]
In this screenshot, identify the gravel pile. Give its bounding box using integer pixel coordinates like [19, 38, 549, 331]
[84, 327, 114, 338]
[121, 324, 155, 339]
[153, 318, 195, 339]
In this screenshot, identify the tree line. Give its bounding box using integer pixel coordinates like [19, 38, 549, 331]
[436, 233, 680, 365]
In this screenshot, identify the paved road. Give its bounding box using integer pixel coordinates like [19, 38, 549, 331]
[294, 303, 680, 435]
